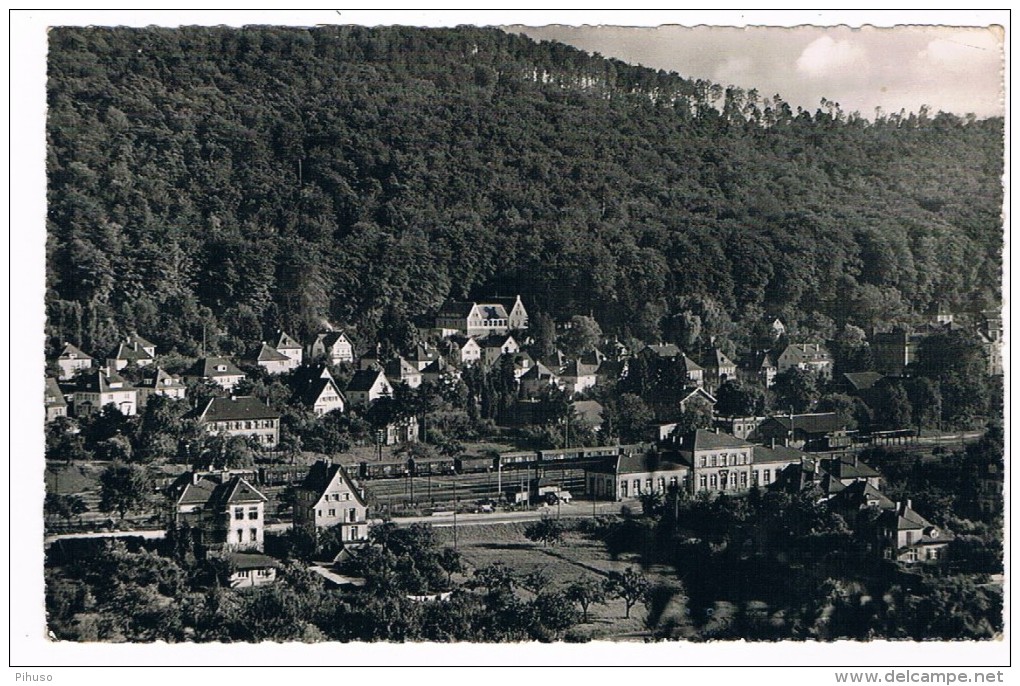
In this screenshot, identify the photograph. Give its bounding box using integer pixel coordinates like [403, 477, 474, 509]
[13, 8, 1008, 674]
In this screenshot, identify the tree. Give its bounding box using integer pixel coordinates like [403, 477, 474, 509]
[673, 395, 714, 434]
[524, 516, 566, 546]
[871, 380, 913, 431]
[565, 574, 607, 623]
[606, 567, 651, 618]
[470, 562, 518, 596]
[771, 367, 819, 413]
[44, 493, 89, 526]
[98, 463, 150, 521]
[714, 379, 764, 417]
[914, 331, 990, 428]
[533, 589, 580, 636]
[904, 377, 942, 432]
[613, 393, 653, 443]
[437, 547, 464, 587]
[558, 315, 602, 356]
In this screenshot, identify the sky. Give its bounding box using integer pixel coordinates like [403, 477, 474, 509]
[505, 24, 1005, 119]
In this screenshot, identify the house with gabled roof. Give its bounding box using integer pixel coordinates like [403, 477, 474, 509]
[560, 360, 599, 396]
[72, 369, 137, 417]
[105, 337, 156, 371]
[519, 361, 562, 398]
[273, 330, 303, 366]
[136, 368, 187, 407]
[740, 350, 778, 388]
[191, 396, 280, 448]
[345, 369, 393, 408]
[878, 499, 953, 564]
[407, 342, 441, 371]
[54, 343, 93, 380]
[309, 330, 355, 365]
[248, 342, 299, 375]
[421, 357, 460, 386]
[45, 377, 68, 422]
[829, 480, 896, 527]
[184, 356, 246, 391]
[293, 365, 346, 416]
[778, 343, 834, 379]
[293, 459, 370, 543]
[435, 295, 528, 338]
[757, 412, 851, 451]
[702, 348, 737, 390]
[479, 334, 520, 367]
[751, 443, 810, 490]
[169, 471, 269, 552]
[384, 356, 422, 389]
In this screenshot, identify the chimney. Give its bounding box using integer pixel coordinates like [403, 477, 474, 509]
[905, 499, 912, 511]
[192, 471, 201, 486]
[770, 438, 776, 449]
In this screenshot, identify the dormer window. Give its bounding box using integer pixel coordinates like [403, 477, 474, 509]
[216, 364, 227, 372]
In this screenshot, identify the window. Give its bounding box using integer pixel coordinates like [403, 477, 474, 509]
[328, 509, 336, 517]
[633, 479, 641, 494]
[238, 570, 250, 578]
[236, 529, 244, 543]
[740, 472, 748, 488]
[317, 509, 322, 517]
[343, 493, 351, 501]
[250, 528, 258, 542]
[348, 508, 357, 522]
[700, 456, 707, 467]
[620, 481, 628, 497]
[763, 470, 771, 484]
[248, 508, 258, 520]
[351, 526, 359, 539]
[905, 531, 914, 545]
[699, 475, 707, 491]
[710, 455, 717, 467]
[645, 479, 653, 493]
[752, 471, 759, 486]
[710, 474, 718, 490]
[670, 476, 678, 488]
[234, 508, 244, 520]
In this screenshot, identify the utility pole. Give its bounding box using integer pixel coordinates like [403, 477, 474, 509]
[453, 477, 458, 549]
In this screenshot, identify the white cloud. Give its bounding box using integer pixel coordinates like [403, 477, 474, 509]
[919, 30, 1001, 74]
[795, 35, 867, 78]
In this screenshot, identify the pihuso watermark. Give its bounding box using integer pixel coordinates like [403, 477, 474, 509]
[14, 674, 53, 682]
[835, 671, 1004, 684]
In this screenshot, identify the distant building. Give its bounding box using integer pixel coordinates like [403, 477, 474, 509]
[878, 500, 953, 564]
[45, 377, 68, 422]
[440, 335, 482, 367]
[588, 448, 688, 501]
[384, 356, 423, 389]
[571, 400, 605, 432]
[345, 369, 393, 408]
[135, 368, 187, 407]
[771, 318, 787, 339]
[777, 343, 834, 379]
[54, 343, 93, 380]
[105, 337, 156, 371]
[309, 330, 355, 365]
[168, 471, 269, 553]
[72, 370, 137, 417]
[712, 416, 766, 441]
[192, 396, 281, 448]
[559, 359, 598, 396]
[273, 330, 303, 366]
[751, 443, 810, 490]
[519, 361, 562, 398]
[407, 343, 441, 371]
[479, 334, 520, 367]
[184, 357, 246, 391]
[702, 348, 737, 391]
[293, 459, 370, 544]
[740, 351, 778, 388]
[248, 342, 299, 375]
[756, 413, 851, 451]
[871, 328, 921, 377]
[676, 429, 756, 496]
[293, 365, 346, 416]
[434, 295, 528, 337]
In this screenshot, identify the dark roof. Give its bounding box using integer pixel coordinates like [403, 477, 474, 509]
[299, 376, 346, 407]
[252, 343, 291, 363]
[57, 343, 92, 361]
[841, 372, 885, 392]
[679, 386, 716, 406]
[520, 361, 558, 380]
[478, 333, 515, 348]
[314, 330, 352, 349]
[824, 456, 881, 480]
[173, 473, 268, 508]
[408, 344, 440, 364]
[561, 360, 599, 378]
[615, 450, 688, 476]
[274, 331, 302, 350]
[107, 342, 153, 363]
[228, 552, 282, 570]
[686, 429, 753, 452]
[781, 343, 833, 364]
[678, 355, 704, 373]
[835, 481, 896, 510]
[75, 370, 134, 394]
[572, 400, 604, 426]
[596, 359, 626, 380]
[644, 343, 682, 358]
[137, 368, 186, 390]
[197, 396, 280, 422]
[127, 333, 156, 350]
[384, 357, 420, 379]
[437, 300, 476, 318]
[422, 358, 454, 375]
[346, 369, 389, 392]
[764, 413, 847, 435]
[474, 303, 509, 320]
[753, 443, 808, 465]
[45, 377, 67, 407]
[705, 348, 736, 370]
[298, 460, 366, 506]
[185, 357, 245, 379]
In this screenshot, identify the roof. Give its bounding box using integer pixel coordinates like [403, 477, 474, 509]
[706, 348, 736, 370]
[520, 361, 558, 381]
[384, 357, 420, 379]
[252, 343, 291, 363]
[298, 460, 366, 506]
[764, 413, 847, 435]
[478, 333, 516, 349]
[879, 502, 947, 538]
[228, 552, 282, 570]
[314, 330, 352, 349]
[615, 451, 688, 476]
[346, 368, 389, 393]
[173, 473, 268, 508]
[686, 429, 753, 452]
[127, 333, 156, 349]
[57, 343, 92, 361]
[561, 359, 599, 378]
[473, 303, 510, 320]
[45, 377, 67, 407]
[841, 372, 885, 392]
[107, 341, 154, 363]
[835, 481, 896, 510]
[753, 443, 809, 465]
[185, 357, 245, 379]
[422, 358, 454, 375]
[299, 376, 346, 408]
[678, 355, 704, 373]
[137, 368, 186, 390]
[437, 300, 476, 318]
[823, 455, 881, 480]
[75, 370, 134, 394]
[408, 344, 440, 364]
[274, 330, 302, 350]
[643, 343, 682, 358]
[679, 386, 716, 406]
[196, 396, 280, 422]
[571, 400, 604, 426]
[781, 343, 833, 363]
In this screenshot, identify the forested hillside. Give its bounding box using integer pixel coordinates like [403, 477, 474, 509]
[46, 26, 1003, 357]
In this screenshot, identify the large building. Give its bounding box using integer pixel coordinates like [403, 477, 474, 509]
[184, 357, 246, 391]
[756, 413, 852, 452]
[192, 396, 281, 448]
[777, 343, 834, 379]
[435, 295, 528, 338]
[293, 460, 370, 544]
[72, 369, 137, 417]
[588, 448, 687, 500]
[677, 429, 756, 496]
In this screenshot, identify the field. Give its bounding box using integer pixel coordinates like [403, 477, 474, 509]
[432, 522, 681, 641]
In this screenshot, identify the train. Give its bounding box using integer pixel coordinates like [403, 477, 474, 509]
[353, 443, 653, 481]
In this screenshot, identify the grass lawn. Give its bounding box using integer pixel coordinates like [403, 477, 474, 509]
[432, 522, 678, 640]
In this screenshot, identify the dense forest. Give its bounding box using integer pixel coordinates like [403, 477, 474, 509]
[46, 26, 1003, 358]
